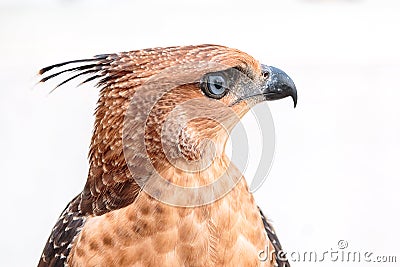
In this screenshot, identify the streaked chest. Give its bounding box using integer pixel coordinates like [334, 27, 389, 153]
[68, 178, 269, 267]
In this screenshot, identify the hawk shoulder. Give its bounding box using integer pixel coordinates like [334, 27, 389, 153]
[38, 195, 86, 267]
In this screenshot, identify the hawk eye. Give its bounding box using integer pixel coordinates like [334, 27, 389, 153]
[200, 72, 228, 99]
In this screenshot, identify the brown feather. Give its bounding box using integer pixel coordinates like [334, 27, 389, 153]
[38, 44, 287, 267]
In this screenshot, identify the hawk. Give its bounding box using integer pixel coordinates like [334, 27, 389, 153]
[37, 44, 296, 267]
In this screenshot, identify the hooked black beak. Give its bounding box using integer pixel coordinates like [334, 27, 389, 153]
[261, 65, 297, 108]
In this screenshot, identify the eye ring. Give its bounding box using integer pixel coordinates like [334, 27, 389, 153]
[200, 72, 229, 99]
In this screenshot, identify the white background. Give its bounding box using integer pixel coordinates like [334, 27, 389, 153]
[1, 0, 399, 266]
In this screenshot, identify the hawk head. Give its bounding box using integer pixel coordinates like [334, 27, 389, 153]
[39, 44, 297, 211]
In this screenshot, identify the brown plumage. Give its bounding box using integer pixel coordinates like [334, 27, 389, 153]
[37, 44, 296, 267]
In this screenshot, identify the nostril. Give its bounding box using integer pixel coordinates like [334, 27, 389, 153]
[262, 71, 270, 79]
[261, 64, 271, 79]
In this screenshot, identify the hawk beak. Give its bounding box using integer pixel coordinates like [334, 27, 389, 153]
[261, 65, 297, 108]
